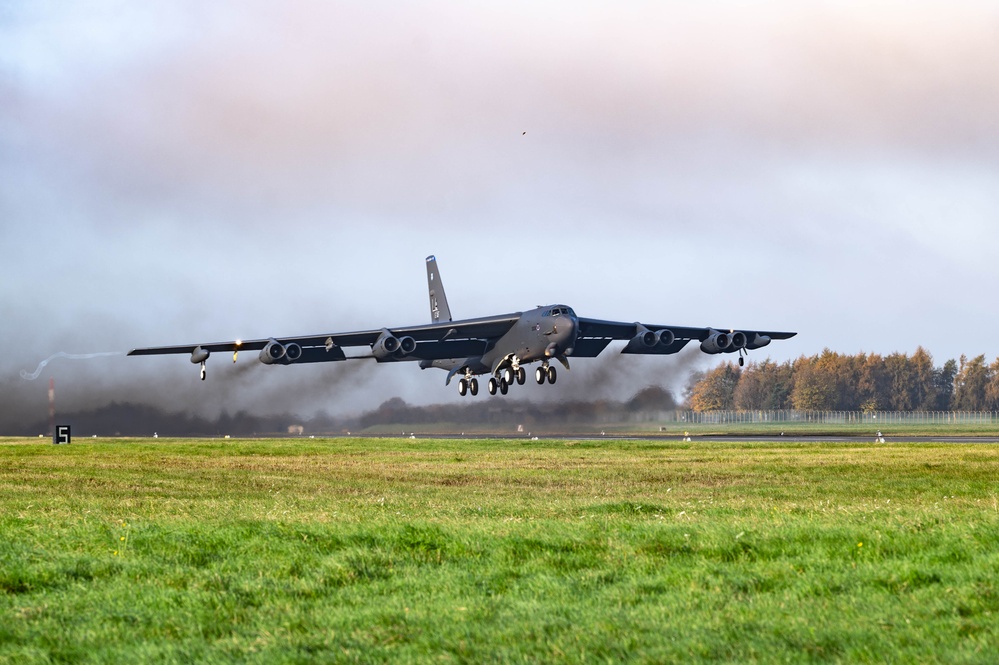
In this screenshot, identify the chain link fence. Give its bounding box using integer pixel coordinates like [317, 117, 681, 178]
[658, 410, 999, 425]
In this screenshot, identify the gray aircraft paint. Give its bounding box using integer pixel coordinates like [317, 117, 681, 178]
[129, 256, 795, 395]
[426, 255, 452, 324]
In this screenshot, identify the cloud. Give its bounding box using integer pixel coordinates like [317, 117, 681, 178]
[8, 2, 997, 224]
[2, 1, 998, 431]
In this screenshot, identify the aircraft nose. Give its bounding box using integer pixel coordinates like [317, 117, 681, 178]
[561, 314, 578, 349]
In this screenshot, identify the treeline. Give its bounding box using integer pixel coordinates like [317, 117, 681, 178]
[685, 348, 999, 412]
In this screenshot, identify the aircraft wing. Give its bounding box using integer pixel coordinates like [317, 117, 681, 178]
[574, 317, 796, 356]
[127, 313, 523, 364]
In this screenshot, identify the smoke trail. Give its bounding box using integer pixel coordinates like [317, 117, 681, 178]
[20, 352, 122, 380]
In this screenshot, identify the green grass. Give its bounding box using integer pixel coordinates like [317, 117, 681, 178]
[1, 437, 998, 663]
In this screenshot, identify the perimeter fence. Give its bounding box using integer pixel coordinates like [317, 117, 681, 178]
[655, 411, 999, 425]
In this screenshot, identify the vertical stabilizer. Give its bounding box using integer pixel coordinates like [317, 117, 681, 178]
[425, 255, 452, 323]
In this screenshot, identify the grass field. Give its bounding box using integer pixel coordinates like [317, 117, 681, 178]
[1, 436, 997, 663]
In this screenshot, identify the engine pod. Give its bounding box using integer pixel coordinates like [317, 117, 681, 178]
[372, 330, 401, 359]
[284, 342, 303, 362]
[397, 336, 417, 355]
[259, 339, 286, 364]
[700, 331, 731, 354]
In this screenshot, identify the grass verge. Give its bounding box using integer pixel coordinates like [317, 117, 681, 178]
[1, 437, 997, 663]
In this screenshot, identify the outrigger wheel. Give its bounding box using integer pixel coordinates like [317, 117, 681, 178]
[200, 361, 206, 381]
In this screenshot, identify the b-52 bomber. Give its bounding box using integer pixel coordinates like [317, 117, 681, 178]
[129, 256, 796, 397]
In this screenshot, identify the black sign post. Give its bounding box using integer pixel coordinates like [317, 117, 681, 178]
[54, 425, 71, 445]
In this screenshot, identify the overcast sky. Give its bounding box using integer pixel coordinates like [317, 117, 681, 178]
[2, 1, 998, 429]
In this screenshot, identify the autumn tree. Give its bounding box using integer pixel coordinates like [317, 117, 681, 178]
[909, 347, 940, 410]
[934, 359, 957, 410]
[854, 353, 884, 411]
[687, 362, 740, 412]
[952, 355, 991, 411]
[734, 359, 794, 410]
[790, 355, 837, 410]
[985, 358, 999, 410]
[684, 350, 979, 412]
[884, 352, 917, 411]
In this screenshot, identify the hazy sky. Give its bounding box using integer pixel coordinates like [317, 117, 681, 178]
[2, 1, 998, 428]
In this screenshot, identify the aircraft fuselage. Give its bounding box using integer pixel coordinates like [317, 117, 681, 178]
[420, 304, 578, 377]
[479, 304, 577, 372]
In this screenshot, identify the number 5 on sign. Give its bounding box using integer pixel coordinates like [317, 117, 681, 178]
[54, 425, 71, 445]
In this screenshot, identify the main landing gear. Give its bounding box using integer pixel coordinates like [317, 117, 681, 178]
[457, 376, 479, 396]
[535, 362, 557, 385]
[455, 358, 550, 398]
[457, 368, 479, 397]
[487, 376, 508, 395]
[502, 366, 526, 385]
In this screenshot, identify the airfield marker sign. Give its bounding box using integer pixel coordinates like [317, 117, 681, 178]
[53, 425, 70, 445]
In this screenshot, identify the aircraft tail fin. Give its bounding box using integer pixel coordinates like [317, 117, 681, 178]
[426, 255, 452, 323]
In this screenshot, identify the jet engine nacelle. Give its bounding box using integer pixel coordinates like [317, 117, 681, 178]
[372, 330, 417, 359]
[398, 336, 417, 355]
[700, 330, 732, 354]
[623, 326, 676, 353]
[700, 330, 757, 354]
[190, 346, 210, 364]
[284, 342, 303, 362]
[656, 329, 675, 347]
[259, 339, 301, 365]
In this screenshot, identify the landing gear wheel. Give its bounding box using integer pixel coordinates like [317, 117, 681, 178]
[469, 378, 479, 396]
[516, 367, 526, 385]
[499, 378, 509, 395]
[200, 362, 206, 381]
[739, 356, 745, 367]
[458, 378, 468, 396]
[536, 367, 546, 384]
[487, 377, 498, 395]
[547, 365, 557, 384]
[502, 368, 514, 384]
